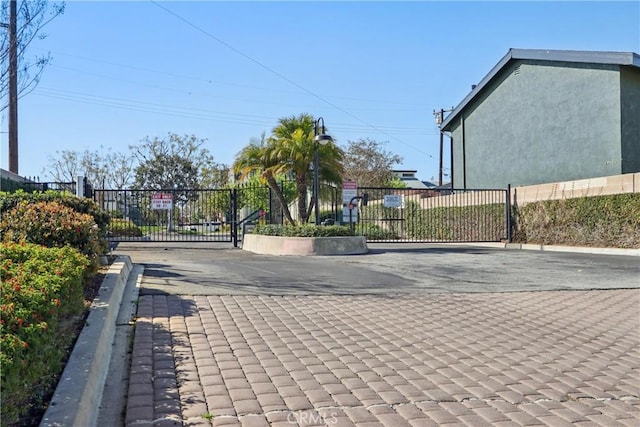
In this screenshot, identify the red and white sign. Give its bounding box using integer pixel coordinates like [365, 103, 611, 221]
[342, 181, 358, 223]
[342, 181, 357, 204]
[152, 193, 173, 210]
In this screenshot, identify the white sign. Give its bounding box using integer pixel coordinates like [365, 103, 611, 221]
[342, 181, 357, 204]
[342, 181, 358, 223]
[152, 193, 173, 210]
[343, 206, 358, 223]
[384, 194, 404, 208]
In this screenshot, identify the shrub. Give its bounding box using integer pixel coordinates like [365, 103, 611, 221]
[513, 193, 640, 248]
[109, 218, 143, 237]
[0, 201, 104, 273]
[255, 224, 354, 237]
[1, 243, 89, 425]
[0, 190, 110, 234]
[355, 223, 400, 240]
[404, 201, 506, 242]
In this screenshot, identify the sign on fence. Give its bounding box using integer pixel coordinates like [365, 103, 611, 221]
[383, 194, 404, 208]
[152, 193, 173, 210]
[342, 181, 358, 223]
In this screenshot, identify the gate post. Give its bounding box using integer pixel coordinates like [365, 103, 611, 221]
[232, 188, 238, 247]
[506, 184, 512, 243]
[75, 176, 84, 198]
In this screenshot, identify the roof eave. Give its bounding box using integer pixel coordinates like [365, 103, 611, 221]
[439, 48, 640, 131]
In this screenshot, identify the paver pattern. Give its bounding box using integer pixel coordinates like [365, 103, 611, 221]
[126, 289, 640, 426]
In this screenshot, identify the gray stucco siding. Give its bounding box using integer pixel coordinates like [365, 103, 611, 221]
[451, 60, 623, 188]
[620, 67, 640, 173]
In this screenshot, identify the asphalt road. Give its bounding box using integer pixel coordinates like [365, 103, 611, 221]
[113, 242, 640, 295]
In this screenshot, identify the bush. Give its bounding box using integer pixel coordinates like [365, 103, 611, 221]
[0, 201, 104, 274]
[0, 190, 110, 234]
[0, 243, 89, 425]
[109, 218, 143, 237]
[513, 193, 640, 248]
[355, 223, 400, 240]
[255, 224, 354, 237]
[404, 201, 506, 242]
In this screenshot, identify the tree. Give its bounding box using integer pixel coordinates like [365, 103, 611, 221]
[130, 133, 214, 191]
[0, 0, 65, 110]
[233, 114, 344, 224]
[45, 146, 135, 189]
[342, 138, 403, 187]
[46, 149, 78, 183]
[200, 162, 230, 189]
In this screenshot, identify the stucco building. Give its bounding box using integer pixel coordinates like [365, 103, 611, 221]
[440, 48, 640, 189]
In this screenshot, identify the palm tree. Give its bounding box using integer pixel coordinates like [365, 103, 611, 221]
[233, 114, 344, 224]
[233, 133, 297, 225]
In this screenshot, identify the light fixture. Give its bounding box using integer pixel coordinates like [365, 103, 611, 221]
[313, 117, 333, 225]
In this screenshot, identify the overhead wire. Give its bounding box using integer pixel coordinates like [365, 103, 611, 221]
[44, 49, 436, 109]
[33, 86, 438, 136]
[149, 0, 437, 158]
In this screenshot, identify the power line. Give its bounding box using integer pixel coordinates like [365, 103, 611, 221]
[33, 87, 438, 136]
[149, 1, 435, 158]
[43, 50, 436, 109]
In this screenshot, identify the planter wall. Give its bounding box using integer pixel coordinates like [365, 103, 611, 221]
[242, 234, 368, 256]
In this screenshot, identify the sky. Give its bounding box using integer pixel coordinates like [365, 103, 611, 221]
[2, 1, 639, 184]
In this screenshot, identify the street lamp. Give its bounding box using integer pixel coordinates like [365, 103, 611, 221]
[313, 117, 333, 225]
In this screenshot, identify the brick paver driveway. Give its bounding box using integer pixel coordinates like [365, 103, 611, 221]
[126, 289, 639, 426]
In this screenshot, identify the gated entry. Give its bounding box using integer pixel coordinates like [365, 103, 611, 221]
[94, 183, 321, 246]
[95, 189, 236, 243]
[96, 185, 510, 246]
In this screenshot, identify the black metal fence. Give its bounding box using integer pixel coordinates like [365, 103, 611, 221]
[95, 184, 509, 245]
[94, 182, 341, 245]
[351, 187, 510, 243]
[0, 175, 95, 198]
[94, 188, 235, 243]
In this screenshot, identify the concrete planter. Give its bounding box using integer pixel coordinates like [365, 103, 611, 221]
[242, 234, 368, 256]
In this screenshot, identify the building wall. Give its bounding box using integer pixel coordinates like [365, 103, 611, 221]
[620, 67, 640, 174]
[450, 60, 624, 189]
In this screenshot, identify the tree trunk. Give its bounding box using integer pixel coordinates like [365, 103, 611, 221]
[296, 178, 309, 224]
[265, 175, 295, 225]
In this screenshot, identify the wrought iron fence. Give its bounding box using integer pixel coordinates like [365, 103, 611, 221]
[96, 184, 509, 245]
[94, 188, 234, 242]
[351, 187, 510, 243]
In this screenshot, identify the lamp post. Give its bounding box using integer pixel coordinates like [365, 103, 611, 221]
[313, 117, 333, 225]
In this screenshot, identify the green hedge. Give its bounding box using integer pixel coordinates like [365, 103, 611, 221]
[513, 193, 640, 248]
[1, 243, 89, 425]
[109, 218, 143, 237]
[254, 224, 354, 237]
[404, 201, 506, 241]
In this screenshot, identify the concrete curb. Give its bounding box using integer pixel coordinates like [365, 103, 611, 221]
[504, 243, 640, 257]
[40, 256, 133, 427]
[242, 234, 368, 256]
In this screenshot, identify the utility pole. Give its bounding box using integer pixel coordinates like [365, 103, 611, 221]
[433, 107, 454, 187]
[8, 0, 18, 173]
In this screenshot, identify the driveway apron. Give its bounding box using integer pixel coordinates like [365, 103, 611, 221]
[117, 243, 640, 426]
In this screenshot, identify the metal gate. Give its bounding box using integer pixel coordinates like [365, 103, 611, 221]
[94, 183, 324, 246]
[96, 185, 510, 245]
[349, 187, 511, 243]
[95, 189, 237, 243]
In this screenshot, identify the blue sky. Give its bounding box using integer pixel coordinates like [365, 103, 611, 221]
[2, 1, 639, 183]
